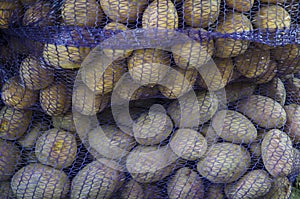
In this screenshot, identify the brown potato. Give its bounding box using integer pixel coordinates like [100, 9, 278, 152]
[225, 0, 254, 12]
[183, 0, 220, 28]
[264, 177, 292, 199]
[284, 104, 300, 142]
[258, 77, 286, 105]
[255, 60, 277, 84]
[19, 56, 54, 91]
[1, 76, 38, 109]
[0, 2, 19, 28]
[277, 57, 300, 76]
[285, 77, 300, 104]
[271, 44, 300, 61]
[52, 112, 76, 132]
[23, 1, 56, 26]
[62, 0, 104, 27]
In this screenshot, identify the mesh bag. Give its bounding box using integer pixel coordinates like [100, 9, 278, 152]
[1, 0, 300, 198]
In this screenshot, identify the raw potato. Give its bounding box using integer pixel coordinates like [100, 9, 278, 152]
[258, 77, 286, 106]
[0, 181, 15, 199]
[100, 0, 148, 24]
[126, 145, 178, 183]
[214, 12, 253, 58]
[167, 167, 205, 199]
[128, 49, 171, 86]
[237, 95, 287, 129]
[62, 0, 104, 27]
[0, 106, 32, 140]
[71, 159, 125, 199]
[120, 180, 144, 199]
[0, 2, 19, 28]
[197, 58, 234, 91]
[133, 107, 173, 145]
[183, 0, 220, 28]
[170, 128, 207, 161]
[225, 170, 272, 199]
[82, 59, 126, 95]
[43, 44, 91, 69]
[19, 56, 55, 90]
[262, 129, 294, 177]
[225, 0, 254, 12]
[40, 83, 71, 116]
[172, 28, 214, 70]
[285, 77, 300, 104]
[197, 143, 250, 183]
[18, 121, 49, 149]
[284, 104, 300, 142]
[23, 1, 56, 26]
[72, 84, 110, 115]
[103, 22, 133, 60]
[255, 60, 277, 84]
[277, 57, 300, 76]
[159, 66, 197, 99]
[212, 110, 257, 144]
[253, 5, 291, 31]
[235, 46, 271, 78]
[142, 0, 178, 29]
[205, 184, 225, 199]
[35, 128, 77, 169]
[11, 163, 70, 199]
[1, 76, 38, 109]
[167, 90, 219, 129]
[0, 140, 21, 181]
[88, 125, 136, 160]
[52, 112, 76, 132]
[271, 44, 300, 61]
[264, 177, 292, 199]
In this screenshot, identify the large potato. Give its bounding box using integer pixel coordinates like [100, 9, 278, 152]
[1, 76, 38, 109]
[214, 12, 253, 58]
[183, 0, 220, 28]
[62, 0, 104, 27]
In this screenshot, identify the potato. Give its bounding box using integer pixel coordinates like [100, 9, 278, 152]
[0, 2, 19, 28]
[260, 0, 286, 3]
[126, 145, 178, 183]
[19, 56, 54, 91]
[172, 28, 214, 70]
[212, 110, 257, 144]
[258, 77, 286, 106]
[205, 184, 225, 199]
[253, 5, 291, 31]
[170, 128, 207, 161]
[167, 90, 219, 129]
[40, 83, 71, 116]
[200, 123, 220, 147]
[71, 159, 125, 199]
[88, 125, 136, 160]
[235, 46, 271, 78]
[183, 0, 220, 28]
[229, 69, 242, 83]
[0, 106, 32, 140]
[0, 140, 21, 181]
[264, 177, 292, 199]
[62, 0, 104, 27]
[100, 0, 148, 24]
[255, 60, 277, 84]
[82, 59, 127, 95]
[43, 44, 91, 69]
[225, 0, 254, 12]
[52, 112, 76, 132]
[133, 107, 173, 145]
[277, 57, 300, 76]
[214, 12, 253, 58]
[142, 0, 178, 29]
[35, 128, 77, 169]
[271, 44, 300, 61]
[1, 76, 38, 109]
[237, 95, 287, 129]
[197, 58, 234, 91]
[120, 180, 144, 199]
[159, 66, 197, 99]
[284, 104, 300, 142]
[224, 170, 272, 199]
[23, 1, 56, 26]
[11, 163, 70, 199]
[0, 181, 15, 199]
[167, 167, 205, 199]
[285, 77, 300, 104]
[128, 49, 171, 86]
[197, 142, 250, 183]
[262, 129, 294, 177]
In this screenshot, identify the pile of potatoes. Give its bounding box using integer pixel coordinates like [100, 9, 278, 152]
[0, 0, 300, 198]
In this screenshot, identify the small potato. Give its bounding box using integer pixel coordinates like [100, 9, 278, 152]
[52, 112, 76, 132]
[258, 77, 286, 105]
[277, 57, 300, 76]
[225, 0, 254, 12]
[284, 104, 300, 142]
[0, 2, 20, 28]
[0, 106, 32, 140]
[62, 0, 104, 27]
[255, 60, 277, 84]
[285, 77, 300, 104]
[23, 1, 56, 26]
[271, 44, 300, 61]
[19, 56, 55, 91]
[1, 76, 38, 109]
[120, 180, 144, 199]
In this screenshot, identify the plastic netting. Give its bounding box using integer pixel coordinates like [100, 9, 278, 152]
[0, 0, 300, 198]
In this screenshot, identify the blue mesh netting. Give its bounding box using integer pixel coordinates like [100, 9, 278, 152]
[0, 0, 300, 198]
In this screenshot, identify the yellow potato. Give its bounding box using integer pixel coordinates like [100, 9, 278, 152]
[225, 0, 254, 12]
[277, 57, 300, 76]
[23, 1, 56, 26]
[255, 60, 277, 84]
[1, 76, 38, 109]
[183, 0, 220, 28]
[214, 12, 253, 58]
[0, 2, 19, 28]
[62, 0, 104, 27]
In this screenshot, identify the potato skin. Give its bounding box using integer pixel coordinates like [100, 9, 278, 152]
[23, 1, 56, 26]
[285, 77, 300, 104]
[0, 2, 19, 28]
[271, 44, 300, 61]
[264, 177, 292, 199]
[258, 77, 286, 106]
[225, 0, 254, 12]
[284, 104, 300, 142]
[255, 60, 277, 84]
